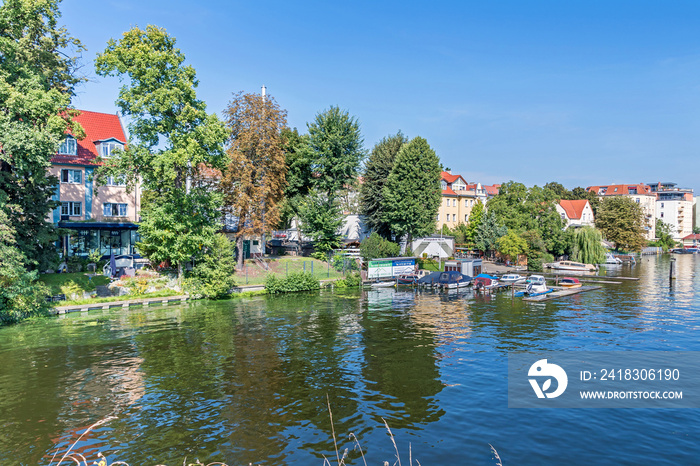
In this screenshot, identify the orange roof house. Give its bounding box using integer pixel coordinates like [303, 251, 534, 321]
[555, 199, 595, 229]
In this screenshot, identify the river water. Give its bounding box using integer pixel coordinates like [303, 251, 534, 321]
[0, 254, 698, 465]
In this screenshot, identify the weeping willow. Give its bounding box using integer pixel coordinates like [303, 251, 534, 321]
[571, 226, 606, 264]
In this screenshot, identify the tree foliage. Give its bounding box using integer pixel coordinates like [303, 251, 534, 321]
[184, 233, 236, 299]
[496, 230, 528, 260]
[220, 91, 287, 268]
[381, 136, 442, 242]
[651, 219, 676, 252]
[359, 131, 407, 239]
[278, 127, 313, 228]
[595, 196, 646, 252]
[359, 232, 400, 263]
[95, 25, 228, 278]
[570, 226, 606, 264]
[464, 201, 484, 245]
[570, 186, 601, 216]
[0, 0, 85, 269]
[474, 211, 507, 253]
[307, 106, 365, 197]
[0, 210, 51, 325]
[298, 192, 344, 254]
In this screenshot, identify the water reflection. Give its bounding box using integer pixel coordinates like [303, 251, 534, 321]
[0, 256, 698, 464]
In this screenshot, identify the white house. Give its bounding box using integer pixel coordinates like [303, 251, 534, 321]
[555, 200, 595, 229]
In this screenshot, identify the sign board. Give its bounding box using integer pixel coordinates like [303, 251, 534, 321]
[368, 258, 416, 279]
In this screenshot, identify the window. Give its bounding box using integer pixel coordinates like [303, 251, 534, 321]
[441, 181, 447, 190]
[465, 214, 469, 222]
[661, 212, 664, 218]
[61, 201, 81, 216]
[60, 169, 82, 184]
[436, 214, 440, 221]
[103, 203, 127, 217]
[106, 175, 126, 186]
[661, 203, 664, 208]
[452, 214, 456, 222]
[58, 137, 77, 155]
[453, 199, 456, 207]
[446, 199, 450, 207]
[465, 199, 469, 207]
[635, 198, 640, 204]
[100, 141, 123, 157]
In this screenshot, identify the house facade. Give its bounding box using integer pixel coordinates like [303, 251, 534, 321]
[647, 182, 694, 240]
[587, 183, 657, 240]
[555, 199, 595, 229]
[437, 171, 499, 230]
[49, 110, 141, 258]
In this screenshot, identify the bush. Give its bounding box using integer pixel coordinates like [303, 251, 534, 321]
[60, 280, 84, 300]
[332, 254, 359, 272]
[266, 271, 320, 294]
[311, 251, 328, 262]
[334, 272, 362, 288]
[360, 232, 400, 263]
[528, 252, 554, 272]
[183, 234, 237, 299]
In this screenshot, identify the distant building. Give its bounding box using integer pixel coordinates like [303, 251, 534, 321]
[682, 234, 700, 249]
[49, 110, 141, 258]
[586, 183, 656, 240]
[555, 200, 595, 229]
[647, 182, 694, 240]
[437, 171, 499, 230]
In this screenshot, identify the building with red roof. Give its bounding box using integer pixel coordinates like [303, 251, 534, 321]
[49, 110, 141, 259]
[586, 183, 657, 240]
[437, 171, 500, 231]
[555, 199, 595, 229]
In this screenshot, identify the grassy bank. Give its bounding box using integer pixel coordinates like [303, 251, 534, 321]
[237, 256, 355, 286]
[39, 272, 110, 295]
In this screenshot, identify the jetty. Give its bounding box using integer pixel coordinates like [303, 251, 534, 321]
[522, 285, 602, 302]
[51, 295, 190, 315]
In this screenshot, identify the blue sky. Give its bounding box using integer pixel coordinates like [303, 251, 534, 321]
[62, 0, 700, 193]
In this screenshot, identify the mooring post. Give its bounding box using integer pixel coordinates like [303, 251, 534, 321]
[670, 257, 676, 282]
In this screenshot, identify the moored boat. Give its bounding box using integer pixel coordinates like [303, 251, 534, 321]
[546, 260, 596, 272]
[559, 277, 582, 288]
[436, 270, 472, 289]
[499, 274, 527, 285]
[396, 273, 420, 285]
[515, 275, 553, 297]
[473, 273, 500, 291]
[601, 253, 622, 265]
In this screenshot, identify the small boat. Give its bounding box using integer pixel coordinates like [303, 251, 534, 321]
[601, 253, 622, 265]
[436, 270, 472, 289]
[558, 277, 582, 288]
[546, 261, 596, 272]
[396, 273, 420, 285]
[515, 275, 553, 297]
[417, 271, 443, 287]
[473, 273, 500, 291]
[499, 274, 527, 285]
[370, 280, 395, 288]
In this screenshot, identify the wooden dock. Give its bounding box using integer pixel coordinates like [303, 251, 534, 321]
[522, 285, 602, 302]
[51, 295, 190, 315]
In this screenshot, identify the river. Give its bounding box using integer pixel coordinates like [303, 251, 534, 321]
[0, 254, 698, 465]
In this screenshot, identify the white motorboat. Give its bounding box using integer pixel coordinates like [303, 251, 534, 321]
[499, 274, 527, 285]
[601, 253, 623, 265]
[546, 261, 596, 272]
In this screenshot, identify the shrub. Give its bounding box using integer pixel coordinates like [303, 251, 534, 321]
[359, 232, 400, 263]
[334, 271, 362, 288]
[183, 234, 237, 299]
[528, 252, 554, 272]
[311, 251, 328, 262]
[59, 280, 83, 300]
[266, 271, 320, 294]
[332, 254, 359, 272]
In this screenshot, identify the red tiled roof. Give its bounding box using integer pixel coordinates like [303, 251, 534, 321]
[442, 187, 457, 196]
[683, 234, 700, 240]
[484, 184, 500, 196]
[441, 171, 461, 183]
[586, 183, 652, 195]
[558, 199, 590, 220]
[51, 110, 126, 166]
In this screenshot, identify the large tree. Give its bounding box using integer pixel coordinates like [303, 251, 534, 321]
[0, 0, 85, 269]
[464, 201, 484, 245]
[220, 91, 287, 269]
[381, 136, 442, 244]
[278, 127, 313, 228]
[570, 226, 606, 264]
[95, 25, 228, 280]
[359, 131, 407, 239]
[307, 106, 365, 197]
[595, 196, 646, 252]
[474, 210, 507, 254]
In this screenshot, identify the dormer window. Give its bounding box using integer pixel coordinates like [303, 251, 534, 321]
[99, 139, 124, 157]
[441, 180, 447, 190]
[59, 136, 77, 155]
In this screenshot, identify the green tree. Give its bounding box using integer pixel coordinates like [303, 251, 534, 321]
[570, 187, 601, 216]
[570, 226, 606, 264]
[496, 230, 528, 262]
[95, 25, 228, 280]
[298, 191, 344, 254]
[652, 219, 676, 252]
[381, 136, 442, 244]
[278, 128, 313, 228]
[595, 196, 646, 252]
[307, 106, 365, 197]
[220, 91, 287, 269]
[0, 210, 52, 325]
[359, 131, 407, 239]
[184, 233, 236, 299]
[474, 211, 507, 254]
[359, 232, 400, 262]
[544, 181, 571, 200]
[464, 201, 484, 245]
[0, 0, 85, 270]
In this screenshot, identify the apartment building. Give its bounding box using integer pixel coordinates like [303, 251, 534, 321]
[647, 182, 694, 240]
[586, 183, 656, 240]
[437, 171, 499, 230]
[49, 110, 141, 258]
